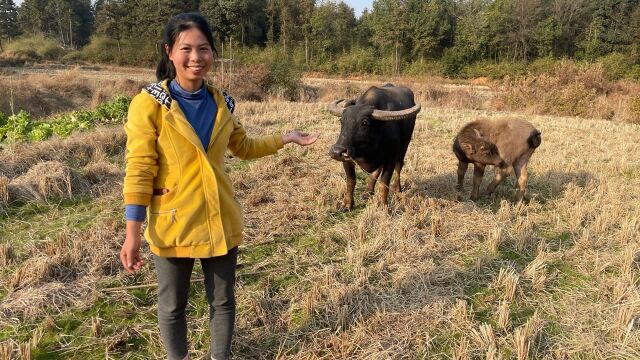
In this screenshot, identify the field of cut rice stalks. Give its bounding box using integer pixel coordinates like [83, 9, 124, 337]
[0, 70, 639, 359]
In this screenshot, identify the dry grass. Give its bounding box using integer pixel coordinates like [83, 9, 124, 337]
[494, 61, 640, 124]
[0, 73, 640, 358]
[0, 67, 147, 118]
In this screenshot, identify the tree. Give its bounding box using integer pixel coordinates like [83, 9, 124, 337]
[406, 0, 455, 59]
[18, 0, 51, 36]
[95, 0, 132, 53]
[0, 0, 20, 51]
[311, 1, 356, 57]
[128, 0, 199, 40]
[368, 0, 410, 72]
[298, 0, 314, 65]
[17, 0, 93, 47]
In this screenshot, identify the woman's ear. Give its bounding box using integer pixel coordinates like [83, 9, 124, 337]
[164, 44, 170, 57]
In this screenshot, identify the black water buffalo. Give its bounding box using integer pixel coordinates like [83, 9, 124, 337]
[453, 117, 542, 201]
[328, 84, 421, 210]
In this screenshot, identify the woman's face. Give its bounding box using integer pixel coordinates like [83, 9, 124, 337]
[167, 27, 213, 92]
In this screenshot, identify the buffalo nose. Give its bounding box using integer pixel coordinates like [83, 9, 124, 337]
[329, 145, 346, 159]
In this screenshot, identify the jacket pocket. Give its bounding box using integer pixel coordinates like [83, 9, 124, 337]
[147, 208, 179, 248]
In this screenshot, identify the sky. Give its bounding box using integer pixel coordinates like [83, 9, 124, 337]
[343, 0, 374, 17]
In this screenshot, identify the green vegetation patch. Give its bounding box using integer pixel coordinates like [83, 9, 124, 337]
[0, 96, 130, 144]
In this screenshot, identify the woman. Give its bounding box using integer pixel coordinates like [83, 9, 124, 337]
[120, 12, 318, 360]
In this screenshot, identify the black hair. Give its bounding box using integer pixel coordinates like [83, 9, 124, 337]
[156, 12, 217, 82]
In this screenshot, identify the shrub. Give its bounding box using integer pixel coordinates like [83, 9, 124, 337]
[404, 59, 442, 77]
[629, 96, 640, 117]
[495, 61, 615, 119]
[80, 36, 119, 63]
[267, 60, 302, 100]
[461, 60, 527, 79]
[2, 35, 65, 62]
[228, 64, 270, 101]
[334, 47, 380, 75]
[441, 46, 471, 76]
[61, 50, 83, 64]
[597, 52, 635, 81]
[527, 57, 559, 76]
[627, 65, 640, 81]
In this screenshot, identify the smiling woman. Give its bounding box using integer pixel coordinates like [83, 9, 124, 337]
[165, 28, 214, 92]
[121, 12, 319, 360]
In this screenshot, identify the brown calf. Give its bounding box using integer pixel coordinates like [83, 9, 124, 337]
[452, 117, 541, 201]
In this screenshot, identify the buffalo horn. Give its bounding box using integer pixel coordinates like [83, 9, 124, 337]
[371, 103, 422, 121]
[328, 99, 346, 117]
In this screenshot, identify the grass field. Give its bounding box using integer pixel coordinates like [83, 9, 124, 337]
[0, 69, 639, 359]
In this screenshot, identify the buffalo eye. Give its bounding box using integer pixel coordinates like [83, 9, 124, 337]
[361, 119, 369, 127]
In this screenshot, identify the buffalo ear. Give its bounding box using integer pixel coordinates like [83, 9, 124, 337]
[461, 142, 475, 155]
[345, 99, 356, 106]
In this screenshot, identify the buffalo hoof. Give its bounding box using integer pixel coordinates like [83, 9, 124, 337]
[361, 191, 374, 200]
[337, 202, 353, 212]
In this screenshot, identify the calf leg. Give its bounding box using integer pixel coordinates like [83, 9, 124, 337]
[513, 152, 533, 201]
[470, 163, 485, 201]
[342, 161, 357, 210]
[391, 162, 404, 193]
[378, 165, 395, 206]
[363, 167, 381, 199]
[456, 161, 469, 191]
[484, 166, 513, 196]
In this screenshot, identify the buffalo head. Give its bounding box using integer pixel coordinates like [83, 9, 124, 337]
[455, 128, 504, 167]
[327, 99, 421, 162]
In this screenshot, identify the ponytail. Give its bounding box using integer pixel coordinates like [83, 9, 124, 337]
[156, 43, 176, 82]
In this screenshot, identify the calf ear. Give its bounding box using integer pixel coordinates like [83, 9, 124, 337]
[461, 142, 475, 155]
[473, 128, 483, 138]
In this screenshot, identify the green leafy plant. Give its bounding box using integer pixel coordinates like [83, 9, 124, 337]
[0, 111, 32, 142]
[0, 96, 131, 144]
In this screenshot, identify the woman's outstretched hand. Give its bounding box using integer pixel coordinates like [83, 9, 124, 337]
[282, 131, 319, 146]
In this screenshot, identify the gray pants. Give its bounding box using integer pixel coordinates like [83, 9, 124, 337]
[153, 247, 238, 360]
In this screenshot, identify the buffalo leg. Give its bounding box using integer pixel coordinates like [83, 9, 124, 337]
[378, 165, 395, 206]
[363, 167, 381, 199]
[470, 163, 485, 201]
[456, 161, 469, 191]
[343, 161, 357, 210]
[391, 162, 404, 192]
[484, 166, 512, 196]
[513, 152, 533, 201]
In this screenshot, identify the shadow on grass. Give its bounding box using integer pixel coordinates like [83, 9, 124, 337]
[401, 168, 596, 206]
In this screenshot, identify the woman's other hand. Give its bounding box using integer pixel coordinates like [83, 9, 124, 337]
[282, 131, 320, 146]
[120, 221, 145, 274]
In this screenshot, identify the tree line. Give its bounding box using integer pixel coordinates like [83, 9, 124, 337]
[1, 0, 639, 76]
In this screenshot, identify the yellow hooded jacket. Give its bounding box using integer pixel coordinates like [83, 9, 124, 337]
[123, 80, 283, 258]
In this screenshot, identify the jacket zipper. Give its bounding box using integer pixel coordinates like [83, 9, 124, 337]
[151, 208, 177, 223]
